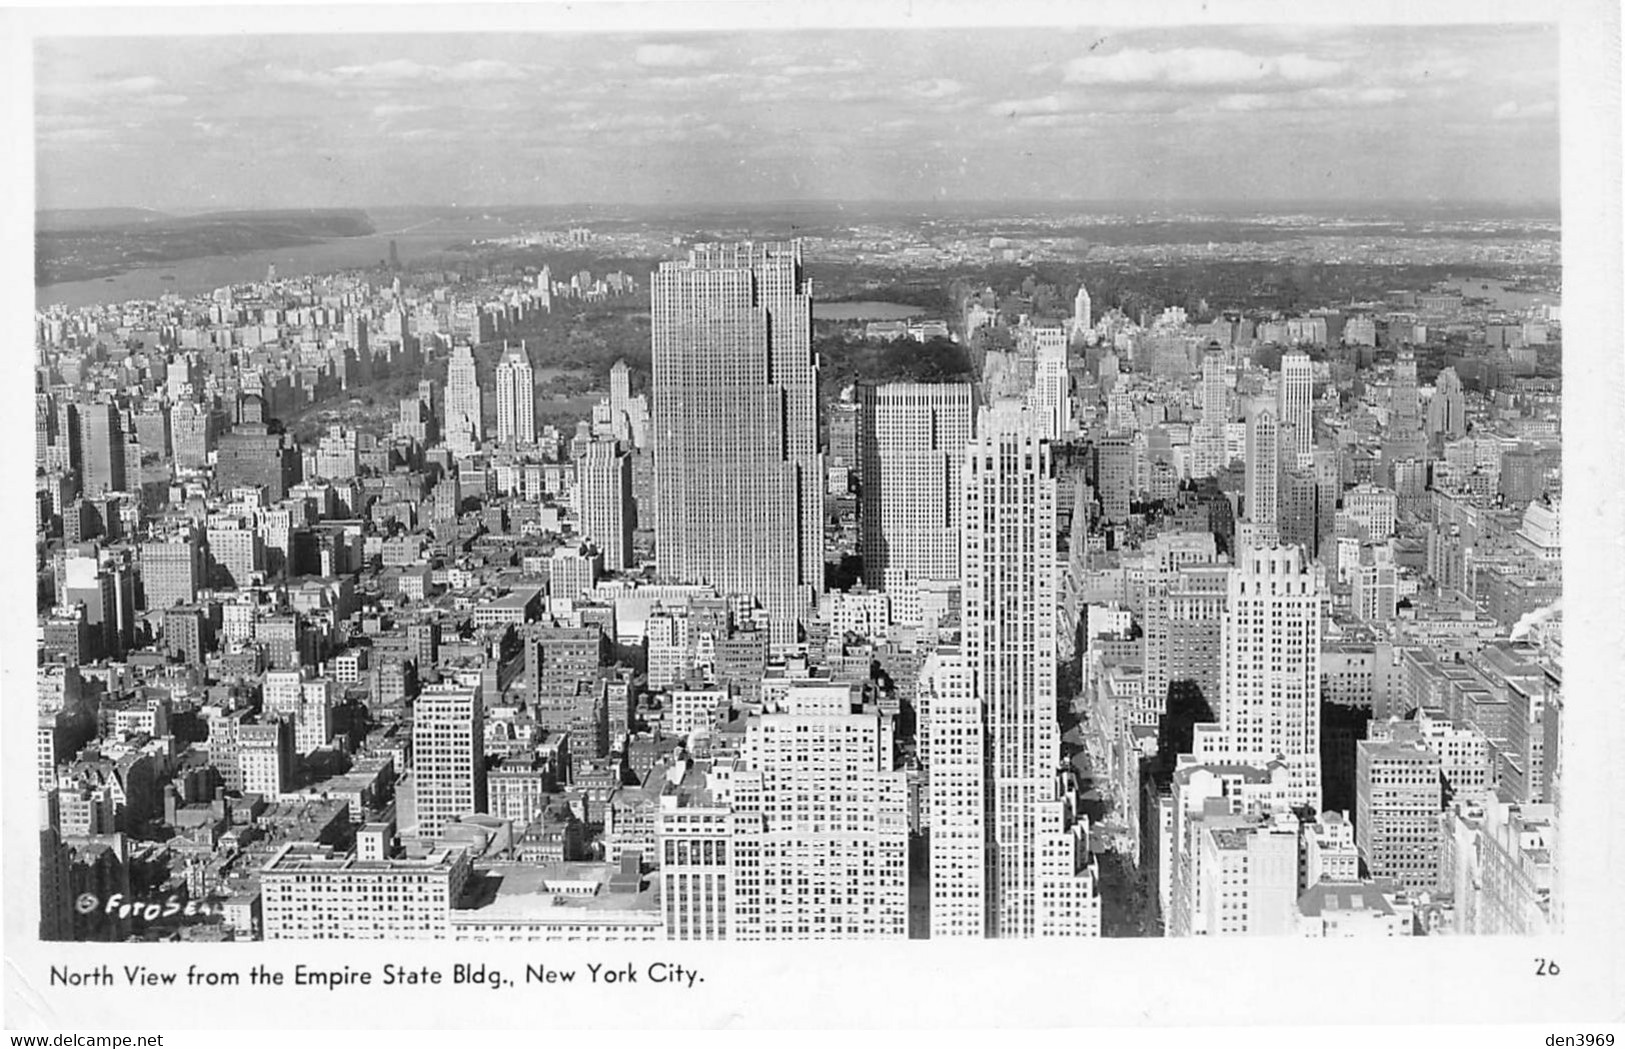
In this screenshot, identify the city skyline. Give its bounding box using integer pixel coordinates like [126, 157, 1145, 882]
[35, 23, 1558, 212]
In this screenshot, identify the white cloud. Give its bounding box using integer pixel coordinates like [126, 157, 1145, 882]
[40, 126, 115, 144]
[1211, 85, 1406, 112]
[266, 59, 527, 87]
[1491, 99, 1557, 120]
[373, 103, 430, 118]
[1403, 54, 1472, 82]
[635, 43, 713, 68]
[451, 59, 528, 82]
[909, 78, 965, 100]
[40, 74, 170, 102]
[780, 58, 862, 78]
[988, 94, 1065, 118]
[1065, 47, 1344, 88]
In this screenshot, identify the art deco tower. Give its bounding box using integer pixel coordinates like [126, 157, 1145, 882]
[494, 341, 535, 448]
[650, 241, 822, 646]
[961, 401, 1058, 937]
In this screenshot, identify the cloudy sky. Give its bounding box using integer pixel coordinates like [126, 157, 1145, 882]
[34, 23, 1559, 211]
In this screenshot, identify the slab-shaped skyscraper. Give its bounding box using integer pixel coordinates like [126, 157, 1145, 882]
[650, 241, 822, 646]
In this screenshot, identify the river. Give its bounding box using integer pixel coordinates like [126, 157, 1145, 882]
[35, 216, 511, 310]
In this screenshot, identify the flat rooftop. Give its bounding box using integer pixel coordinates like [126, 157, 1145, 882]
[454, 862, 659, 917]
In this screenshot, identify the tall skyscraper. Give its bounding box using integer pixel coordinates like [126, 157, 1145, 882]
[578, 438, 634, 572]
[650, 241, 822, 646]
[444, 343, 482, 456]
[1201, 344, 1228, 433]
[1278, 350, 1314, 466]
[1428, 366, 1467, 441]
[654, 686, 909, 940]
[1027, 338, 1072, 439]
[494, 342, 535, 448]
[215, 396, 299, 501]
[609, 358, 632, 442]
[961, 402, 1096, 937]
[730, 698, 909, 939]
[1392, 349, 1420, 426]
[1071, 284, 1093, 340]
[411, 685, 486, 839]
[77, 401, 127, 496]
[857, 381, 974, 592]
[920, 648, 989, 938]
[1094, 435, 1134, 525]
[1217, 546, 1324, 809]
[1243, 403, 1279, 530]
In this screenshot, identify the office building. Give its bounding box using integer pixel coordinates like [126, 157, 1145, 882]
[215, 396, 300, 501]
[729, 702, 909, 939]
[1071, 284, 1092, 340]
[1217, 546, 1324, 809]
[1356, 736, 1442, 894]
[578, 439, 634, 572]
[206, 519, 263, 590]
[961, 403, 1095, 937]
[77, 401, 127, 496]
[1023, 326, 1072, 439]
[240, 720, 293, 798]
[1243, 403, 1279, 529]
[650, 241, 822, 646]
[1277, 350, 1314, 466]
[444, 343, 482, 456]
[259, 842, 473, 940]
[140, 528, 204, 610]
[495, 342, 535, 448]
[1094, 435, 1133, 526]
[1428, 367, 1467, 441]
[412, 686, 487, 839]
[920, 650, 987, 937]
[857, 382, 974, 592]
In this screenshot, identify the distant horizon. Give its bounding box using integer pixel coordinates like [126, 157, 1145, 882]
[36, 25, 1558, 212]
[37, 196, 1563, 219]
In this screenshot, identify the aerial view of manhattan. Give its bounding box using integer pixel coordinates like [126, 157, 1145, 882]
[32, 23, 1562, 943]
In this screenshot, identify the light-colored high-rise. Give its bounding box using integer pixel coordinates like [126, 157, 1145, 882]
[260, 842, 472, 940]
[650, 241, 822, 647]
[578, 438, 634, 572]
[1217, 546, 1324, 809]
[857, 382, 974, 592]
[961, 402, 1097, 937]
[494, 342, 535, 448]
[1428, 366, 1467, 441]
[140, 528, 204, 610]
[1243, 403, 1279, 529]
[1020, 325, 1071, 439]
[1071, 284, 1093, 340]
[608, 359, 633, 443]
[1356, 736, 1441, 894]
[412, 685, 486, 839]
[1278, 350, 1314, 466]
[920, 648, 988, 937]
[729, 701, 909, 939]
[655, 688, 909, 940]
[444, 343, 482, 455]
[1201, 344, 1228, 433]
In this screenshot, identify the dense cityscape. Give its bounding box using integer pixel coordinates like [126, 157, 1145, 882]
[34, 208, 1563, 942]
